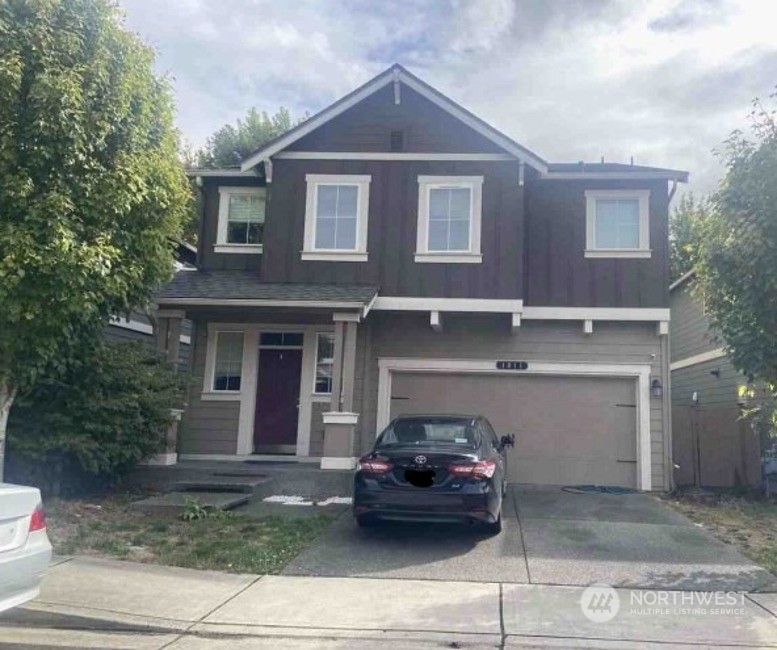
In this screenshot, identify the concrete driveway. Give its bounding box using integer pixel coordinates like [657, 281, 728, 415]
[283, 485, 777, 592]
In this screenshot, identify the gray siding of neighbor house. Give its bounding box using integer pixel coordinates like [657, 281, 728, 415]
[524, 179, 670, 308]
[670, 284, 721, 360]
[178, 319, 240, 455]
[356, 314, 669, 490]
[104, 311, 192, 370]
[669, 280, 759, 487]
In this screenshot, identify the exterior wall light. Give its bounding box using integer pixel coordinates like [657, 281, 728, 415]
[650, 378, 663, 398]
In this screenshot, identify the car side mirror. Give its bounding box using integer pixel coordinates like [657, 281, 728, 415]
[500, 434, 515, 449]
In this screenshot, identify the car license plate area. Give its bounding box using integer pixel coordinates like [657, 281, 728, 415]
[0, 518, 23, 552]
[404, 468, 436, 488]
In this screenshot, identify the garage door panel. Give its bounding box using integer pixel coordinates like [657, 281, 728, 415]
[390, 372, 637, 488]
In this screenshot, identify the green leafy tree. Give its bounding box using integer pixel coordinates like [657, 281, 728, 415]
[7, 342, 186, 495]
[669, 193, 706, 282]
[0, 0, 191, 478]
[196, 107, 300, 168]
[693, 94, 777, 447]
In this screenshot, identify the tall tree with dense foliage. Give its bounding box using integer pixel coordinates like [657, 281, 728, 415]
[196, 107, 299, 168]
[693, 96, 777, 435]
[669, 193, 706, 282]
[0, 0, 191, 478]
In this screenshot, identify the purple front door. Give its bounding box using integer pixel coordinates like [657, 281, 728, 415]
[253, 348, 303, 453]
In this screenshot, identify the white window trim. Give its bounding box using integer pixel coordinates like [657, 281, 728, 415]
[584, 189, 651, 259]
[302, 174, 370, 262]
[313, 332, 336, 396]
[215, 186, 266, 254]
[202, 327, 246, 396]
[415, 175, 483, 263]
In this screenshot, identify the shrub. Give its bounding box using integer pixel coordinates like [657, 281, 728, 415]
[7, 342, 186, 495]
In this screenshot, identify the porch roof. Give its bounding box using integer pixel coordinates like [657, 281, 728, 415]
[156, 270, 378, 309]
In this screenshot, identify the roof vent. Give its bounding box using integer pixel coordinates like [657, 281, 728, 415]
[390, 130, 404, 152]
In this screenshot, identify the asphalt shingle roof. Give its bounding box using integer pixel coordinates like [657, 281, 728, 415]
[157, 271, 378, 305]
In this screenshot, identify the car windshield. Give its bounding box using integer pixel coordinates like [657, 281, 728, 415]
[376, 417, 479, 448]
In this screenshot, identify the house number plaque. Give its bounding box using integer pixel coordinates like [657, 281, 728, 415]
[496, 360, 528, 370]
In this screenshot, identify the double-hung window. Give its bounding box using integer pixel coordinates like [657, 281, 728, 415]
[415, 176, 483, 263]
[215, 187, 266, 254]
[314, 333, 335, 394]
[302, 174, 370, 262]
[585, 190, 651, 258]
[211, 331, 244, 392]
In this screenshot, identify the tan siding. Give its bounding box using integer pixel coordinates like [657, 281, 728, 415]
[178, 321, 240, 455]
[309, 402, 327, 457]
[356, 314, 668, 490]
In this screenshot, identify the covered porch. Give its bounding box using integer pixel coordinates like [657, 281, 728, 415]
[154, 270, 378, 469]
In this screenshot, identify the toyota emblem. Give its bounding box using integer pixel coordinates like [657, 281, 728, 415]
[414, 455, 427, 465]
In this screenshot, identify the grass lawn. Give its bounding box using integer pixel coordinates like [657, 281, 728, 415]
[45, 496, 334, 574]
[663, 491, 777, 575]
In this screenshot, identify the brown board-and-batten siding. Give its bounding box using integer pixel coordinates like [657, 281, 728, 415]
[356, 313, 668, 490]
[260, 158, 523, 299]
[524, 179, 670, 308]
[197, 177, 265, 272]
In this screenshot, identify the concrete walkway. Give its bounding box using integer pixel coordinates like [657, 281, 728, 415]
[2, 556, 777, 648]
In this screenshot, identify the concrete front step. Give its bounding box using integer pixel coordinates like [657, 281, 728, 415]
[174, 475, 272, 495]
[130, 490, 250, 514]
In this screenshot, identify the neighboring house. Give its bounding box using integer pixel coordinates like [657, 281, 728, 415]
[669, 270, 760, 487]
[155, 64, 688, 491]
[106, 240, 196, 369]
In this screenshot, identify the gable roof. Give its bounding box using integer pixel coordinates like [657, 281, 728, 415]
[239, 64, 548, 173]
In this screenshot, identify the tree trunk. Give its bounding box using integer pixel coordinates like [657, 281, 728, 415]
[0, 381, 18, 483]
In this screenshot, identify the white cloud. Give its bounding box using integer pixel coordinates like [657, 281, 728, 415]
[120, 0, 777, 197]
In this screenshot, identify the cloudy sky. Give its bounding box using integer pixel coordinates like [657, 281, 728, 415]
[120, 0, 777, 197]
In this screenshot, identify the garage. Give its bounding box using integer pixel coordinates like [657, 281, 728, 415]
[389, 372, 638, 488]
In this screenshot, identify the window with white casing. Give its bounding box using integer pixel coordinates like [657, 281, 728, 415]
[212, 331, 244, 391]
[314, 333, 335, 394]
[585, 189, 651, 258]
[302, 175, 370, 261]
[415, 176, 483, 263]
[215, 187, 266, 254]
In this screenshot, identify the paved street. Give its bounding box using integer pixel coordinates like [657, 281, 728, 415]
[1, 556, 776, 648]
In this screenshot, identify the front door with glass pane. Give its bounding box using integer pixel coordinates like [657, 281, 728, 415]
[253, 333, 303, 454]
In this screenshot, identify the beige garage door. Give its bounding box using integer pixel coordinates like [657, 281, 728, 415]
[390, 373, 638, 488]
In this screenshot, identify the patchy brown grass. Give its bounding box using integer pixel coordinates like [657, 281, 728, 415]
[45, 496, 333, 574]
[663, 491, 777, 575]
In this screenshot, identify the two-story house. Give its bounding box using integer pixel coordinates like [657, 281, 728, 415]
[155, 65, 687, 491]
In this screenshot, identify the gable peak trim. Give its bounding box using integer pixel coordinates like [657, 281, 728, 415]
[239, 64, 547, 173]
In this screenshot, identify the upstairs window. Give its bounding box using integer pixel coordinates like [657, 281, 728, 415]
[302, 174, 370, 262]
[585, 189, 651, 258]
[415, 176, 483, 263]
[216, 187, 266, 254]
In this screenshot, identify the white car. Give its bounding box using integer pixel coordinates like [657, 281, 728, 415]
[0, 484, 52, 612]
